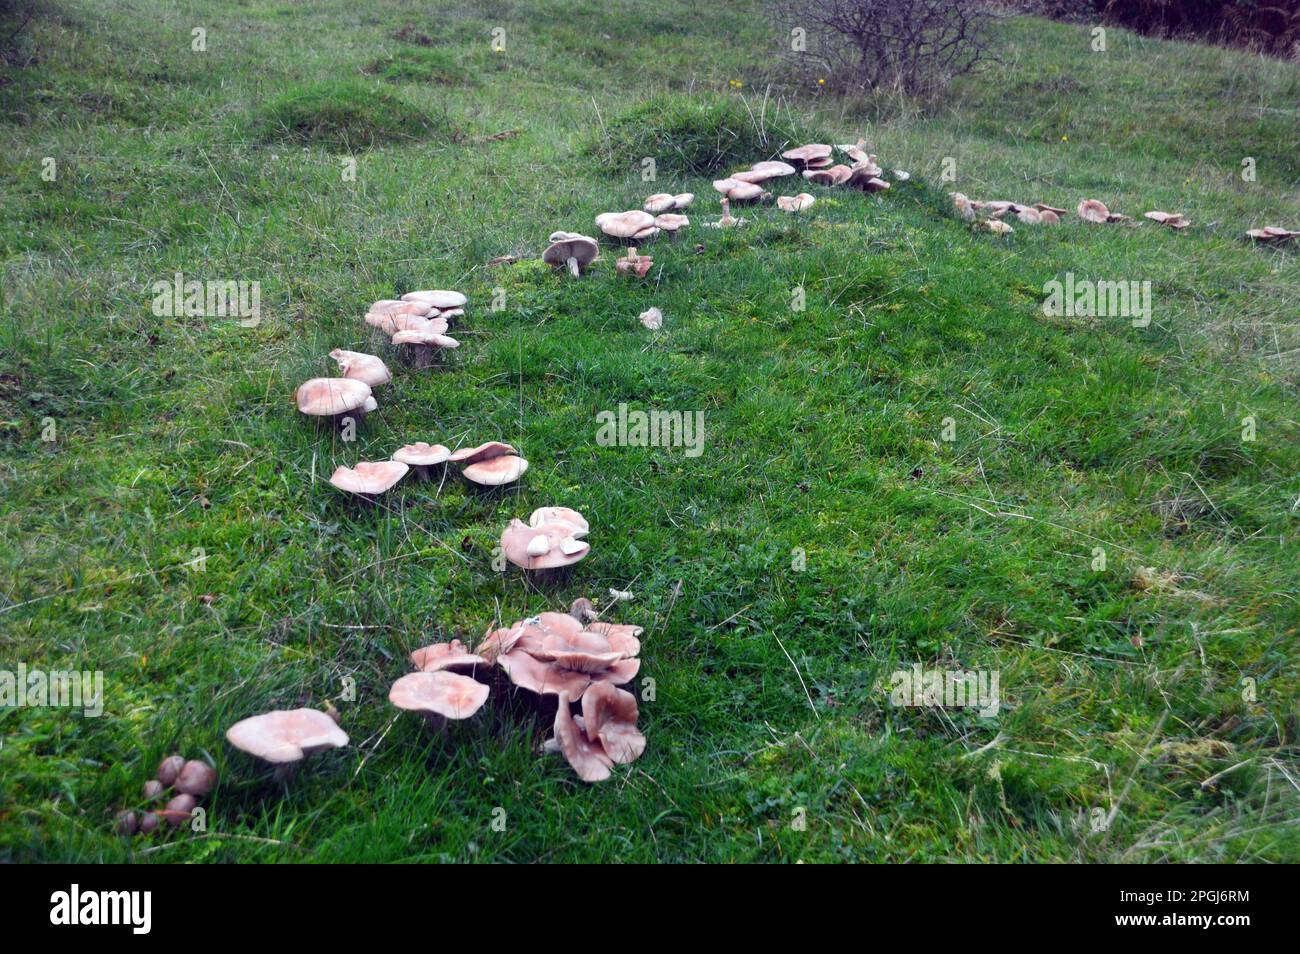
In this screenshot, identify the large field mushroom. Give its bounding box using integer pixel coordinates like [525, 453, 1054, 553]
[295, 377, 376, 426]
[543, 231, 599, 276]
[1145, 211, 1191, 229]
[329, 349, 391, 388]
[392, 441, 451, 480]
[389, 671, 489, 727]
[777, 193, 816, 213]
[500, 506, 589, 573]
[450, 440, 529, 487]
[596, 210, 657, 243]
[226, 708, 349, 780]
[329, 460, 409, 500]
[781, 143, 833, 168]
[401, 289, 467, 310]
[1246, 225, 1299, 243]
[713, 178, 767, 202]
[391, 327, 460, 369]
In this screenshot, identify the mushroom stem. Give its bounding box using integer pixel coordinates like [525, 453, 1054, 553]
[272, 762, 298, 785]
[627, 246, 638, 263]
[567, 256, 580, 277]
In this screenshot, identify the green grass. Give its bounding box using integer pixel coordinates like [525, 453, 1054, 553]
[0, 0, 1297, 862]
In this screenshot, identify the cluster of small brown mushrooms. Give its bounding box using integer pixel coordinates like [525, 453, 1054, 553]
[951, 193, 1298, 241]
[116, 754, 218, 836]
[211, 131, 1295, 815]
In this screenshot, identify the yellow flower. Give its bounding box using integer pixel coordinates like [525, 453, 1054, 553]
[1061, 135, 1068, 142]
[817, 78, 825, 86]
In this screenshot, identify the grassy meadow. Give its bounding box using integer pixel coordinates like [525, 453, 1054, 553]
[1, 0, 1297, 862]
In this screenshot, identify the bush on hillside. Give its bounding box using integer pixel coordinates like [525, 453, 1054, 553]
[585, 92, 816, 177]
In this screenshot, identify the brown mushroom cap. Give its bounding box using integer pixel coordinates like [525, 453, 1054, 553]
[581, 682, 645, 764]
[296, 378, 373, 417]
[174, 759, 218, 797]
[596, 210, 656, 240]
[392, 441, 451, 467]
[329, 460, 409, 495]
[389, 671, 489, 720]
[553, 693, 613, 782]
[781, 143, 833, 163]
[777, 193, 816, 212]
[543, 233, 600, 275]
[410, 638, 488, 673]
[225, 708, 349, 764]
[157, 754, 186, 786]
[499, 649, 592, 698]
[400, 290, 467, 309]
[329, 349, 391, 388]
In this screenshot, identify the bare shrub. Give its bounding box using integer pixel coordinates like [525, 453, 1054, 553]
[770, 0, 1000, 97]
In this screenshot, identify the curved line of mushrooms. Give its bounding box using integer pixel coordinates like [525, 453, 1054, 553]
[951, 194, 1298, 242]
[225, 595, 643, 784]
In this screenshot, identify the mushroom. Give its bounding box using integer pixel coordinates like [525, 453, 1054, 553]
[804, 164, 853, 186]
[845, 165, 889, 191]
[643, 193, 677, 214]
[581, 682, 645, 764]
[781, 143, 834, 167]
[392, 441, 451, 480]
[157, 754, 186, 787]
[1246, 226, 1299, 243]
[174, 759, 217, 797]
[542, 231, 600, 276]
[295, 377, 375, 426]
[225, 708, 349, 779]
[950, 192, 976, 222]
[1144, 211, 1191, 229]
[1015, 207, 1043, 224]
[1038, 209, 1061, 224]
[410, 638, 488, 673]
[143, 779, 164, 800]
[1077, 198, 1127, 223]
[365, 311, 448, 336]
[499, 650, 593, 701]
[389, 671, 489, 724]
[369, 299, 434, 318]
[329, 349, 391, 388]
[391, 328, 460, 369]
[449, 440, 529, 487]
[652, 213, 689, 236]
[499, 506, 589, 572]
[730, 160, 797, 184]
[160, 793, 198, 828]
[401, 290, 467, 310]
[533, 630, 624, 673]
[1034, 203, 1068, 216]
[615, 246, 654, 277]
[980, 219, 1015, 235]
[705, 197, 745, 229]
[596, 210, 656, 243]
[639, 306, 663, 330]
[671, 193, 694, 209]
[329, 460, 409, 498]
[552, 694, 613, 782]
[712, 178, 767, 202]
[569, 597, 600, 623]
[835, 138, 870, 163]
[777, 193, 816, 213]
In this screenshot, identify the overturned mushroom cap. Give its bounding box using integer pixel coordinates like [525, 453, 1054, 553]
[596, 210, 656, 240]
[296, 377, 373, 417]
[782, 143, 833, 164]
[553, 694, 612, 782]
[1145, 211, 1191, 228]
[329, 349, 391, 388]
[392, 441, 451, 467]
[391, 328, 460, 349]
[226, 708, 348, 764]
[777, 193, 816, 212]
[643, 193, 677, 214]
[410, 638, 488, 673]
[401, 290, 467, 309]
[653, 213, 689, 233]
[1246, 226, 1300, 242]
[582, 682, 646, 764]
[329, 460, 409, 495]
[499, 648, 592, 698]
[389, 671, 489, 720]
[543, 233, 600, 276]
